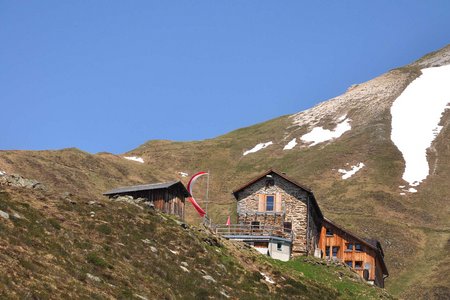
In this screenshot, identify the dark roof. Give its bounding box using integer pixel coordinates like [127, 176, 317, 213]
[323, 218, 388, 275]
[103, 180, 190, 197]
[232, 169, 312, 195]
[364, 238, 385, 257]
[232, 169, 323, 219]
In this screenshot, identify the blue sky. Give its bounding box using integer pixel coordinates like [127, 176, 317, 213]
[1, 1, 449, 154]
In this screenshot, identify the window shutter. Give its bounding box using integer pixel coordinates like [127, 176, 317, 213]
[275, 193, 282, 212]
[258, 194, 265, 212]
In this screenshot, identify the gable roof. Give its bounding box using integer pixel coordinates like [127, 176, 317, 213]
[103, 180, 190, 197]
[232, 169, 323, 219]
[323, 218, 388, 275]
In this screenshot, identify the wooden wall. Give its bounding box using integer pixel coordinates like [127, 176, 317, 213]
[318, 224, 384, 287]
[113, 186, 185, 220]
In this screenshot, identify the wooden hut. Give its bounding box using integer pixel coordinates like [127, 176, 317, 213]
[103, 181, 189, 219]
[318, 218, 389, 287]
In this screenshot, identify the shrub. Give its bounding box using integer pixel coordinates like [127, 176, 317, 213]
[48, 218, 61, 230]
[97, 224, 112, 235]
[86, 252, 108, 268]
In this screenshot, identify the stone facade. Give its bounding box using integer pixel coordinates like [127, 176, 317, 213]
[235, 173, 321, 256]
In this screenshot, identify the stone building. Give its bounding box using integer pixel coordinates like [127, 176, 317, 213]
[230, 169, 323, 258]
[213, 169, 388, 286]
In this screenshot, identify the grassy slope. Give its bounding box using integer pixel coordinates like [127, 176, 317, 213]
[0, 105, 446, 299]
[1, 47, 449, 299]
[122, 65, 448, 298]
[0, 186, 390, 299]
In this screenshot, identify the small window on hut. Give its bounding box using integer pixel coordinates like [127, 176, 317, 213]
[325, 246, 330, 258]
[345, 243, 353, 251]
[283, 222, 292, 232]
[266, 195, 274, 211]
[326, 228, 333, 236]
[355, 243, 363, 252]
[254, 242, 268, 248]
[251, 221, 260, 229]
[345, 261, 353, 267]
[354, 261, 363, 269]
[277, 242, 282, 251]
[332, 246, 339, 257]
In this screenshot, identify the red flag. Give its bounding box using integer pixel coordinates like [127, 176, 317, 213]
[187, 172, 207, 217]
[226, 216, 231, 226]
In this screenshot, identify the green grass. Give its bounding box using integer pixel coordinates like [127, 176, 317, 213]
[0, 186, 396, 299]
[268, 257, 392, 300]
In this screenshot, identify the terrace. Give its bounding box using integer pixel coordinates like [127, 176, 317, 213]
[213, 223, 294, 241]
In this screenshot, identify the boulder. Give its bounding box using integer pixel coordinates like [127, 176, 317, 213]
[202, 275, 216, 283]
[0, 210, 9, 220]
[0, 174, 46, 190]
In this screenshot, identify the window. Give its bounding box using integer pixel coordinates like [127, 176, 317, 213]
[345, 261, 353, 267]
[277, 242, 282, 251]
[354, 261, 363, 269]
[266, 195, 274, 211]
[326, 228, 333, 236]
[355, 243, 363, 251]
[332, 246, 339, 257]
[251, 221, 260, 229]
[254, 242, 268, 248]
[283, 222, 292, 232]
[325, 246, 330, 258]
[265, 177, 274, 187]
[345, 243, 353, 251]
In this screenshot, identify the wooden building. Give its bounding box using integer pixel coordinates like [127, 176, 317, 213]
[318, 218, 389, 287]
[103, 181, 189, 219]
[226, 169, 323, 259]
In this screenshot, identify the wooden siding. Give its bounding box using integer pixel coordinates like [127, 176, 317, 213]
[109, 186, 186, 219]
[318, 225, 385, 287]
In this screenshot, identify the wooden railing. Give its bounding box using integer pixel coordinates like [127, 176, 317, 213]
[213, 224, 294, 240]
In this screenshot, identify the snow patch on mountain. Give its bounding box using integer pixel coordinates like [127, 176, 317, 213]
[283, 138, 297, 150]
[243, 142, 273, 156]
[391, 64, 450, 187]
[408, 187, 418, 193]
[0, 170, 6, 176]
[300, 117, 351, 146]
[178, 172, 189, 177]
[338, 163, 365, 179]
[290, 66, 416, 131]
[399, 186, 418, 194]
[124, 156, 144, 163]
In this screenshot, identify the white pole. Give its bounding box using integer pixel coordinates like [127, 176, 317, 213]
[205, 170, 210, 216]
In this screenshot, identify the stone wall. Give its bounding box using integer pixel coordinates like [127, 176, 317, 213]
[307, 202, 321, 254]
[235, 173, 317, 255]
[238, 214, 284, 227]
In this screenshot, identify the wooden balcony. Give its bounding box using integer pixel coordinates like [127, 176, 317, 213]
[213, 224, 294, 241]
